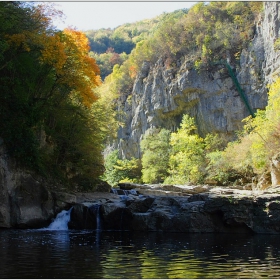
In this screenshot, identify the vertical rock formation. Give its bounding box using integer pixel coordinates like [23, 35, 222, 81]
[110, 2, 280, 160]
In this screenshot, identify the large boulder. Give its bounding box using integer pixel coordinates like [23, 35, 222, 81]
[0, 144, 57, 228]
[69, 203, 100, 229]
[10, 174, 55, 228]
[271, 153, 280, 186]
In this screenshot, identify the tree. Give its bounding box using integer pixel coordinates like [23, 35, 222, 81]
[0, 2, 105, 189]
[102, 150, 141, 186]
[165, 115, 206, 184]
[140, 129, 171, 184]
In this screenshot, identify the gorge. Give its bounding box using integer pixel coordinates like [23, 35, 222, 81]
[109, 1, 280, 160]
[1, 2, 280, 233]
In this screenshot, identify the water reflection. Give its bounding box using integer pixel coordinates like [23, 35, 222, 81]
[0, 230, 280, 278]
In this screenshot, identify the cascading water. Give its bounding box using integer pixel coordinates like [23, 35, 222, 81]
[129, 189, 137, 195]
[94, 205, 101, 231]
[111, 188, 138, 200]
[111, 188, 118, 195]
[46, 207, 73, 230]
[111, 188, 138, 196]
[91, 204, 101, 245]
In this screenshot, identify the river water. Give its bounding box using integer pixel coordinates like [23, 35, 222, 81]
[1, 228, 280, 278]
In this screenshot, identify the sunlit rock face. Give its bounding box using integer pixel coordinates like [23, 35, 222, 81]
[109, 2, 280, 160]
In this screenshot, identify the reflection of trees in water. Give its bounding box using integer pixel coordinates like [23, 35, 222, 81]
[99, 232, 280, 278]
[0, 230, 280, 278]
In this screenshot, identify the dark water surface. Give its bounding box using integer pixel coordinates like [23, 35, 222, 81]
[1, 229, 280, 278]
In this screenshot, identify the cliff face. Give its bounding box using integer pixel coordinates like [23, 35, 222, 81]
[0, 144, 54, 228]
[0, 143, 78, 229]
[111, 2, 280, 160]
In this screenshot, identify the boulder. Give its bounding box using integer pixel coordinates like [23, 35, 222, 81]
[95, 180, 112, 192]
[271, 153, 280, 186]
[52, 191, 76, 210]
[69, 203, 100, 229]
[10, 174, 55, 228]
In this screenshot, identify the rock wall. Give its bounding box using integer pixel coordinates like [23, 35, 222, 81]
[0, 143, 75, 228]
[110, 2, 280, 159]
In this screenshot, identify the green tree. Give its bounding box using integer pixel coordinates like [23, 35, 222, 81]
[165, 115, 206, 184]
[140, 129, 171, 184]
[102, 150, 141, 186]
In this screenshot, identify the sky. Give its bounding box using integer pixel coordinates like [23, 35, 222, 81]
[49, 2, 197, 31]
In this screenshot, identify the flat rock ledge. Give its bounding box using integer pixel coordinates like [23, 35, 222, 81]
[3, 179, 280, 233]
[66, 184, 280, 234]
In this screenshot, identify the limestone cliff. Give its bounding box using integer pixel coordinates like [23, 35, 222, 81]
[111, 2, 280, 160]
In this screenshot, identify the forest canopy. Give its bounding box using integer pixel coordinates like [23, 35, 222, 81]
[0, 2, 108, 189]
[1, 1, 273, 190]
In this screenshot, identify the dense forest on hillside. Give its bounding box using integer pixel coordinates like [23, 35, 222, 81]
[0, 2, 109, 189]
[98, 2, 280, 188]
[85, 9, 188, 80]
[2, 1, 280, 190]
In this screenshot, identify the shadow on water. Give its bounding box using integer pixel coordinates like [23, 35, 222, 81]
[1, 208, 280, 278]
[0, 229, 280, 278]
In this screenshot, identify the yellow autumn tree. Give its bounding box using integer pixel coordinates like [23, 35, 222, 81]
[0, 2, 105, 189]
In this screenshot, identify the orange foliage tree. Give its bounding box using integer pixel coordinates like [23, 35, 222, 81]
[0, 2, 105, 188]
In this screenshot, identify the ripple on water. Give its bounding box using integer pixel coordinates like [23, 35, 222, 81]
[1, 231, 280, 278]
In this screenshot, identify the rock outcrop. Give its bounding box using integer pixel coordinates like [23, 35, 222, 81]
[110, 2, 280, 160]
[68, 186, 280, 234]
[0, 144, 76, 229]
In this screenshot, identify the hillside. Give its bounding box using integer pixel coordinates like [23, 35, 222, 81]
[85, 9, 189, 80]
[1, 1, 280, 230]
[99, 2, 280, 188]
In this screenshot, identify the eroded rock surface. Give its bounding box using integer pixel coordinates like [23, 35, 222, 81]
[108, 2, 280, 160]
[68, 186, 280, 234]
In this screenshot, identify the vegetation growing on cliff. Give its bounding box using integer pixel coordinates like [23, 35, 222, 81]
[135, 75, 280, 186]
[207, 76, 280, 185]
[95, 2, 262, 100]
[138, 115, 227, 185]
[102, 149, 141, 186]
[102, 65, 279, 187]
[0, 2, 108, 189]
[141, 129, 171, 184]
[1, 2, 273, 190]
[98, 2, 273, 187]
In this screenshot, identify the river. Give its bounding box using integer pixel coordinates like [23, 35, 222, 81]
[1, 228, 280, 278]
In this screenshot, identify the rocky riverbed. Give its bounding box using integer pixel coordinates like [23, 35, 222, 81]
[1, 157, 280, 235]
[64, 183, 280, 234]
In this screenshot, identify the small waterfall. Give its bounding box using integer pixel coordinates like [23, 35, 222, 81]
[129, 189, 138, 195]
[91, 204, 102, 231]
[46, 208, 73, 230]
[111, 188, 118, 195]
[111, 188, 138, 198]
[92, 204, 101, 245]
[96, 205, 101, 231]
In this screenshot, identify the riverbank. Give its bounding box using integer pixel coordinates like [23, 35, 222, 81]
[65, 183, 280, 234]
[2, 168, 280, 234]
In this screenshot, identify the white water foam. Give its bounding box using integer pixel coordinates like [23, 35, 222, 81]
[111, 188, 118, 194]
[45, 208, 73, 230]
